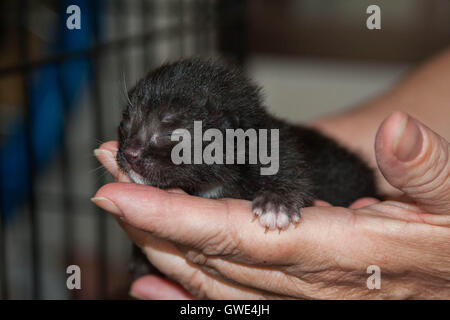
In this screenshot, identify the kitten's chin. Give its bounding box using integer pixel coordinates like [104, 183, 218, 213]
[128, 170, 147, 185]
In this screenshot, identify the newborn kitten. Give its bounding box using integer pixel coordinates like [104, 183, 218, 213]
[117, 58, 376, 231]
[117, 58, 377, 278]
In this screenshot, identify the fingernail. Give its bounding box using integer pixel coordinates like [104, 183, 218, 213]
[128, 291, 144, 300]
[166, 188, 186, 194]
[393, 115, 423, 162]
[94, 148, 113, 159]
[91, 196, 123, 217]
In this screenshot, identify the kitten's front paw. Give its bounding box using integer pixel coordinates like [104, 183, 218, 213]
[252, 192, 304, 230]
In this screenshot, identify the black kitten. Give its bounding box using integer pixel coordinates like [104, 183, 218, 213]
[118, 58, 376, 229]
[117, 58, 376, 277]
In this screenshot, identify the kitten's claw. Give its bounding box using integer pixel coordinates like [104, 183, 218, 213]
[252, 192, 302, 231]
[256, 209, 292, 230]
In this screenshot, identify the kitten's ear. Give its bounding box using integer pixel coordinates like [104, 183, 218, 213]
[202, 95, 239, 128]
[203, 95, 240, 128]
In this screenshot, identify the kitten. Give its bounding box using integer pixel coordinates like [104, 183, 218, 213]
[116, 58, 376, 276]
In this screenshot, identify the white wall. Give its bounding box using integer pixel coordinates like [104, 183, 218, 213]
[247, 56, 411, 123]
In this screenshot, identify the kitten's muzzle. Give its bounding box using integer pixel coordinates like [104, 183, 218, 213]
[123, 148, 141, 165]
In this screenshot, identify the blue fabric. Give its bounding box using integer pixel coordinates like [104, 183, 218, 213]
[1, 0, 99, 220]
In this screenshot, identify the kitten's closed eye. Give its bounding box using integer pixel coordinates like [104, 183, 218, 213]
[120, 110, 131, 127]
[118, 120, 130, 138]
[161, 114, 176, 124]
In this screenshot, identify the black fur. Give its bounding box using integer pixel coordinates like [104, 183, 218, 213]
[117, 58, 377, 276]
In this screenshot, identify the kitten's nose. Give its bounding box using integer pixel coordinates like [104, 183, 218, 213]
[123, 148, 141, 165]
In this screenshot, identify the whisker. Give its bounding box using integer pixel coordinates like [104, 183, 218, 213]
[86, 152, 116, 161]
[122, 71, 134, 108]
[89, 164, 108, 175]
[92, 168, 114, 184]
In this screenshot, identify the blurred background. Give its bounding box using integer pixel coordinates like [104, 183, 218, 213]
[0, 0, 449, 299]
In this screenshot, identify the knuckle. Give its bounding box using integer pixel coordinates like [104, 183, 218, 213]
[184, 249, 209, 266]
[184, 269, 213, 299]
[404, 137, 450, 199]
[183, 250, 225, 282]
[199, 200, 241, 257]
[199, 231, 232, 255]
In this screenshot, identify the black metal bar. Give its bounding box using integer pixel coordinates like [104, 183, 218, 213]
[0, 33, 6, 295]
[177, 0, 185, 57]
[141, 0, 154, 70]
[0, 208, 7, 299]
[115, 0, 130, 77]
[0, 28, 170, 77]
[194, 0, 215, 57]
[194, 0, 206, 56]
[90, 0, 108, 299]
[216, 0, 248, 66]
[57, 1, 75, 300]
[19, 0, 40, 299]
[0, 22, 7, 294]
[0, 19, 241, 77]
[115, 0, 134, 289]
[58, 56, 76, 298]
[206, 0, 215, 56]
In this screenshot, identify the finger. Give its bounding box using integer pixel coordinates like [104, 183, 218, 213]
[94, 141, 131, 182]
[94, 148, 118, 177]
[314, 200, 332, 207]
[93, 183, 399, 270]
[185, 253, 374, 299]
[349, 197, 380, 209]
[92, 182, 338, 265]
[98, 141, 119, 154]
[129, 275, 194, 300]
[94, 142, 189, 187]
[316, 198, 380, 209]
[119, 222, 280, 299]
[177, 245, 316, 299]
[375, 111, 450, 214]
[93, 183, 259, 261]
[166, 188, 188, 195]
[360, 201, 450, 226]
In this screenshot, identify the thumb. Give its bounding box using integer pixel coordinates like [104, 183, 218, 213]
[375, 111, 450, 214]
[129, 275, 194, 300]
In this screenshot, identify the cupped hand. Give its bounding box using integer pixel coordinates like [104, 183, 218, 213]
[92, 111, 450, 299]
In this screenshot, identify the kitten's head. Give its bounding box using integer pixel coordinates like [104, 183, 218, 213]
[117, 58, 266, 190]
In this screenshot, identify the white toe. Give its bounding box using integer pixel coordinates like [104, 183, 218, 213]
[258, 212, 277, 230]
[253, 207, 263, 216]
[276, 212, 290, 229]
[291, 213, 301, 223]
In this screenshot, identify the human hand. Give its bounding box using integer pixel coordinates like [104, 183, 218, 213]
[92, 111, 450, 299]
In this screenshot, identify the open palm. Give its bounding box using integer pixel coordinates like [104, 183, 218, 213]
[93, 112, 450, 299]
